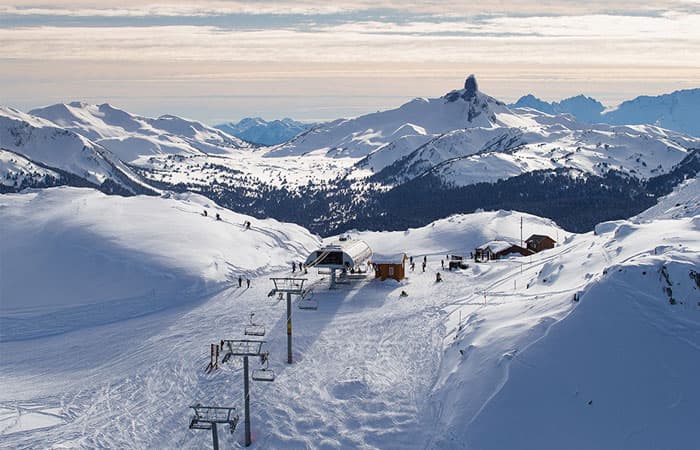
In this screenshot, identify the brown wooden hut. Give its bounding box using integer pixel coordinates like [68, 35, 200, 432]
[525, 234, 556, 253]
[474, 241, 533, 262]
[372, 253, 407, 281]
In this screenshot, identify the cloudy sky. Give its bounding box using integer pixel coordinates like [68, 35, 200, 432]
[1, 0, 699, 123]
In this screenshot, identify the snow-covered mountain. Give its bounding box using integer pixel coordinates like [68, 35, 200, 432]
[215, 117, 313, 146]
[270, 75, 516, 159]
[635, 176, 700, 221]
[511, 88, 700, 137]
[603, 88, 700, 137]
[0, 107, 154, 194]
[1, 185, 698, 448]
[125, 75, 699, 234]
[29, 102, 250, 162]
[511, 94, 605, 123]
[2, 76, 699, 235]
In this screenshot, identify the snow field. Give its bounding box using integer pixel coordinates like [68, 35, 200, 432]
[1, 187, 699, 449]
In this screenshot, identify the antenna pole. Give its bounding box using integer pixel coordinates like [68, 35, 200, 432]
[520, 216, 523, 248]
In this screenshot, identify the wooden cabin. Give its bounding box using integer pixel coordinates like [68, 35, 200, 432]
[474, 240, 532, 262]
[525, 234, 556, 253]
[371, 253, 407, 282]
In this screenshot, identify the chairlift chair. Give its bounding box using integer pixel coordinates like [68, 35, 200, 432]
[244, 313, 265, 337]
[251, 352, 275, 382]
[298, 290, 318, 310]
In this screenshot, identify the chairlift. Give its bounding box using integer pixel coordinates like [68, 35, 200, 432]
[251, 352, 275, 382]
[244, 313, 265, 337]
[298, 291, 318, 310]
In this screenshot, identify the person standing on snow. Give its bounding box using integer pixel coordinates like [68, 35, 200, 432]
[238, 276, 242, 288]
[246, 278, 251, 288]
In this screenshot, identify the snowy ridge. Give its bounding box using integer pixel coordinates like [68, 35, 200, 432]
[215, 117, 313, 146]
[437, 217, 700, 449]
[29, 102, 250, 163]
[635, 176, 700, 221]
[269, 75, 514, 159]
[0, 149, 60, 189]
[0, 187, 321, 341]
[511, 88, 700, 137]
[260, 76, 698, 188]
[0, 107, 152, 194]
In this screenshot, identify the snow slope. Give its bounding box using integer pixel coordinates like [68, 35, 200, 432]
[512, 88, 700, 137]
[635, 176, 700, 221]
[0, 107, 152, 194]
[30, 102, 250, 162]
[511, 94, 605, 123]
[603, 88, 700, 137]
[0, 196, 698, 448]
[0, 187, 320, 341]
[215, 117, 313, 146]
[0, 149, 59, 190]
[269, 75, 515, 159]
[353, 210, 566, 257]
[446, 218, 700, 449]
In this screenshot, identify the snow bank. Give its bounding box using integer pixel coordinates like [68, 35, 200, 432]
[351, 210, 566, 258]
[429, 215, 700, 449]
[0, 187, 320, 340]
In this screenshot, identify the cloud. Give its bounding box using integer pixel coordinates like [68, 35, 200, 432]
[1, 0, 698, 18]
[0, 11, 697, 67]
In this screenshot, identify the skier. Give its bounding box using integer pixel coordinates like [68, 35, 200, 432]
[203, 209, 208, 217]
[423, 255, 427, 264]
[292, 262, 296, 273]
[246, 221, 251, 230]
[400, 290, 408, 298]
[246, 278, 251, 288]
[409, 256, 413, 264]
[238, 276, 242, 288]
[441, 259, 444, 269]
[410, 261, 415, 271]
[436, 272, 443, 283]
[422, 261, 426, 272]
[216, 213, 221, 221]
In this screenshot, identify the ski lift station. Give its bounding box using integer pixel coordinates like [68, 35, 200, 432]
[305, 236, 372, 288]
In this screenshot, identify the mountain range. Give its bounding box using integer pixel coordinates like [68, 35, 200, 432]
[215, 117, 313, 146]
[1, 75, 698, 235]
[511, 88, 700, 137]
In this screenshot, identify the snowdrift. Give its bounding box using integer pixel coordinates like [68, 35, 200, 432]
[0, 187, 320, 341]
[352, 210, 567, 257]
[429, 216, 700, 449]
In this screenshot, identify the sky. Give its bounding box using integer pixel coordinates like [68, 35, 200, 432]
[1, 0, 699, 124]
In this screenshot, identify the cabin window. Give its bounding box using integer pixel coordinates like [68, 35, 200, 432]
[388, 266, 394, 276]
[318, 251, 343, 265]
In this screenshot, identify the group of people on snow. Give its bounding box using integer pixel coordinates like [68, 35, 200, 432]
[238, 276, 251, 288]
[291, 261, 307, 274]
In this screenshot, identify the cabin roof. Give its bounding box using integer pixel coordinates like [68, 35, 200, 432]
[371, 253, 406, 265]
[526, 234, 555, 244]
[476, 240, 513, 254]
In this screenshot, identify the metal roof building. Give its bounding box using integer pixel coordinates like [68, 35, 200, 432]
[305, 237, 372, 288]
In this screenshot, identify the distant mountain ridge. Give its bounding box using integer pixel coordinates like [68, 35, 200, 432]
[215, 117, 314, 146]
[510, 88, 700, 137]
[2, 76, 699, 235]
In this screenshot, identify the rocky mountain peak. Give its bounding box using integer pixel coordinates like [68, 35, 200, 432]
[464, 74, 478, 99]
